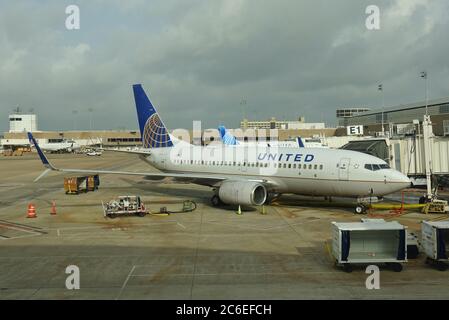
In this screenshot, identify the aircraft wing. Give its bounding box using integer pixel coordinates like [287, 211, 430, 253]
[27, 132, 278, 188]
[100, 147, 152, 155]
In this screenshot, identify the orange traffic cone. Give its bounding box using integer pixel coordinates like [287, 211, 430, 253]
[27, 203, 37, 218]
[50, 200, 57, 215]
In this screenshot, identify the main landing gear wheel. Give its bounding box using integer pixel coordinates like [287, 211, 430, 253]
[354, 204, 367, 215]
[436, 261, 448, 271]
[343, 264, 353, 273]
[419, 196, 427, 204]
[211, 195, 222, 207]
[265, 193, 281, 205]
[386, 263, 403, 272]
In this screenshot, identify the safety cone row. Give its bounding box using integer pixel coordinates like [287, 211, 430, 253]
[27, 203, 37, 218]
[26, 201, 58, 218]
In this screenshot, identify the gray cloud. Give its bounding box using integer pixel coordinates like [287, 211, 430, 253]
[0, 0, 448, 133]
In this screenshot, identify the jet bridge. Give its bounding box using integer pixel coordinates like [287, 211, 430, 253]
[341, 136, 449, 187]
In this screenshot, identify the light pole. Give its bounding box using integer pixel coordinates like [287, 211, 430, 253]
[420, 71, 428, 116]
[378, 84, 385, 136]
[88, 108, 94, 131]
[240, 98, 247, 119]
[420, 71, 433, 200]
[72, 110, 78, 130]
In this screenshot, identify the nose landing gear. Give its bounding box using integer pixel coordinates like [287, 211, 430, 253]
[354, 204, 368, 215]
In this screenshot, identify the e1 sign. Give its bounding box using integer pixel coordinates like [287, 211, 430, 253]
[347, 125, 363, 136]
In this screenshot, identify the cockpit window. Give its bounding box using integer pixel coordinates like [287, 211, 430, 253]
[365, 163, 390, 171]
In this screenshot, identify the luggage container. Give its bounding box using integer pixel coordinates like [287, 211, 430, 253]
[332, 221, 407, 272]
[422, 220, 449, 271]
[87, 175, 100, 191]
[361, 218, 419, 259]
[64, 175, 100, 194]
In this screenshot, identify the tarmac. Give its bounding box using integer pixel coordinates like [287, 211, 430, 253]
[0, 152, 448, 300]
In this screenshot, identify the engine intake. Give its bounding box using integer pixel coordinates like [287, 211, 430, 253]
[218, 181, 267, 206]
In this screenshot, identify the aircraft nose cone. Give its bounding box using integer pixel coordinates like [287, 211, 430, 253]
[395, 172, 412, 189]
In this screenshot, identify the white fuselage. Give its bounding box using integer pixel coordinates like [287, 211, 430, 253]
[39, 140, 79, 153]
[144, 144, 410, 197]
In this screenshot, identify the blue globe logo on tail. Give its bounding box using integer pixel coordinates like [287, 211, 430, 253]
[143, 113, 173, 148]
[133, 84, 173, 148]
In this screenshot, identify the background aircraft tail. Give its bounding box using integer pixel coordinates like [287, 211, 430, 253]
[297, 137, 305, 148]
[218, 125, 239, 145]
[133, 84, 173, 148]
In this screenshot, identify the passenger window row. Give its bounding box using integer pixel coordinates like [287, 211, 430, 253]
[173, 159, 324, 170]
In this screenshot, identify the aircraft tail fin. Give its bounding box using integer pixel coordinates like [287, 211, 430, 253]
[132, 84, 173, 148]
[218, 125, 239, 145]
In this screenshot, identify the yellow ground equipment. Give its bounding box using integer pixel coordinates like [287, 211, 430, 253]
[64, 175, 100, 194]
[422, 200, 449, 214]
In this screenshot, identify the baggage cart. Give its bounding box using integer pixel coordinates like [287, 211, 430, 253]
[422, 220, 449, 271]
[102, 195, 148, 218]
[332, 221, 407, 272]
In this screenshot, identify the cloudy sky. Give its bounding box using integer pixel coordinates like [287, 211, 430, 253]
[0, 0, 448, 133]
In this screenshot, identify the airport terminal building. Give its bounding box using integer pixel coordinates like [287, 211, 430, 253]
[339, 97, 449, 136]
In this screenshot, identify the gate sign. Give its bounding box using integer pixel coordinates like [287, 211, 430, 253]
[347, 125, 363, 136]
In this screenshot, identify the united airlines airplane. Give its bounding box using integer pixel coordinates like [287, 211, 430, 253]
[28, 84, 410, 213]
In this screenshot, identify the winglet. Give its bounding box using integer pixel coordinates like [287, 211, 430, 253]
[297, 137, 305, 148]
[218, 125, 239, 145]
[27, 132, 56, 170]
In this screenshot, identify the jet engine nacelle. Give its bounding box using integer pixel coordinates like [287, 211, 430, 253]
[218, 181, 267, 206]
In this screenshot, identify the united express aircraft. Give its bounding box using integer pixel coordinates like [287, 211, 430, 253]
[28, 84, 410, 213]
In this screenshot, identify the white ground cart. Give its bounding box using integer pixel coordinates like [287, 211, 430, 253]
[422, 220, 449, 271]
[102, 196, 147, 218]
[332, 221, 407, 272]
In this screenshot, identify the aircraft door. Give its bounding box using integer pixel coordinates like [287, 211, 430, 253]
[159, 149, 169, 170]
[338, 158, 350, 180]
